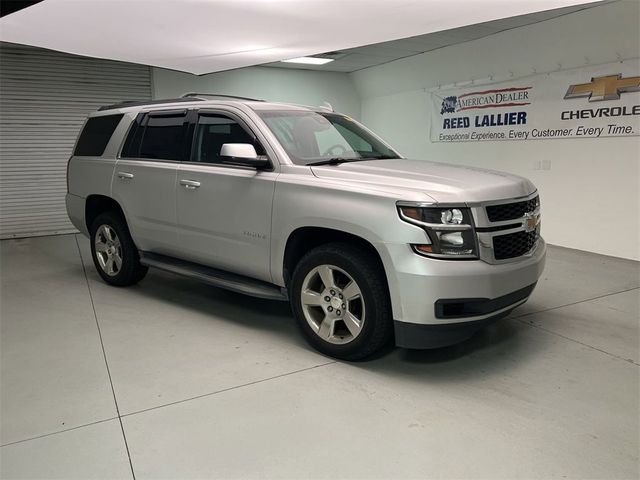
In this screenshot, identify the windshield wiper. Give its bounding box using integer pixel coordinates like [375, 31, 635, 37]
[306, 157, 355, 167]
[306, 155, 401, 167]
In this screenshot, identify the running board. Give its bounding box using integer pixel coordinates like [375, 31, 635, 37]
[139, 252, 288, 301]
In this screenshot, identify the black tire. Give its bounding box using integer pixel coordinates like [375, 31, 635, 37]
[89, 211, 148, 287]
[290, 242, 393, 361]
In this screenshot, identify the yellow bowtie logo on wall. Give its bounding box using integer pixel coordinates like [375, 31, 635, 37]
[564, 74, 640, 102]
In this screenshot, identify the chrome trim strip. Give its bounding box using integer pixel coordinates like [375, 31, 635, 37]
[396, 200, 468, 209]
[411, 245, 478, 260]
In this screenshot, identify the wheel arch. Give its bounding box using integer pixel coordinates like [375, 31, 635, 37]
[281, 226, 386, 288]
[85, 194, 127, 232]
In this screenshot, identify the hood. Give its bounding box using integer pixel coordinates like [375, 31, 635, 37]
[310, 158, 536, 204]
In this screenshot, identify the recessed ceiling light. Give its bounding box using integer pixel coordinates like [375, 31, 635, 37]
[282, 56, 335, 65]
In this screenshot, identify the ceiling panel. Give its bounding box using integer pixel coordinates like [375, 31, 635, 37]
[0, 0, 601, 75]
[262, 1, 605, 73]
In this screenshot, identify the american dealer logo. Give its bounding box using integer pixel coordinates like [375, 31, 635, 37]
[440, 86, 532, 114]
[440, 86, 532, 130]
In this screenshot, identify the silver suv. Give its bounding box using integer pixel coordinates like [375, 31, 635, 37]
[66, 93, 545, 360]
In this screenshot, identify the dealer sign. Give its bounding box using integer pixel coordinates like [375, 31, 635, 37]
[430, 60, 640, 142]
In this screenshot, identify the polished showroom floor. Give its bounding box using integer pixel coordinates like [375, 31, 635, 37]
[1, 234, 638, 479]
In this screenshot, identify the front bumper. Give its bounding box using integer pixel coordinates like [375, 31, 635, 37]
[394, 283, 535, 348]
[377, 238, 546, 347]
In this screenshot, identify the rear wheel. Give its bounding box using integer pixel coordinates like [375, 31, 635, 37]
[290, 243, 393, 360]
[90, 211, 147, 286]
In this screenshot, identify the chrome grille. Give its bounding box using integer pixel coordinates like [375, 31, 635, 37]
[486, 195, 539, 222]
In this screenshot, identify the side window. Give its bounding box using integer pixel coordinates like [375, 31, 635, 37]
[120, 114, 145, 158]
[194, 114, 264, 164]
[74, 114, 124, 156]
[138, 112, 189, 161]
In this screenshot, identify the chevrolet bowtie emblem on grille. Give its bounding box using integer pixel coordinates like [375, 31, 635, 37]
[523, 212, 540, 232]
[564, 74, 640, 102]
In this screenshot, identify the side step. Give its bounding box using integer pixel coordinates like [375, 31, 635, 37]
[139, 252, 288, 301]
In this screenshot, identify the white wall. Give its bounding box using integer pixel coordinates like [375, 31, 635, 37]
[152, 66, 361, 119]
[352, 0, 640, 260]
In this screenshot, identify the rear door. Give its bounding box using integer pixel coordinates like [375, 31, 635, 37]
[112, 110, 191, 255]
[175, 109, 277, 282]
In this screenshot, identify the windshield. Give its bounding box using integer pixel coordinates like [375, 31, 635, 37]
[257, 110, 400, 165]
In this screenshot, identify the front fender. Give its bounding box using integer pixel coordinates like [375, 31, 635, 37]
[270, 179, 428, 321]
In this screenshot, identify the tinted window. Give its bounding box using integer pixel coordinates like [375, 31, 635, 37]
[139, 113, 188, 160]
[194, 115, 264, 164]
[74, 114, 124, 156]
[120, 114, 145, 158]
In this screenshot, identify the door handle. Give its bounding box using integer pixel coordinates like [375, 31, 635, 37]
[117, 171, 134, 180]
[180, 179, 201, 189]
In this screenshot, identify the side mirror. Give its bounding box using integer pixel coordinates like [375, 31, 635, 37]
[219, 143, 270, 169]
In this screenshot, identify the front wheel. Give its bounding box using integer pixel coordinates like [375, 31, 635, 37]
[290, 243, 393, 360]
[90, 211, 148, 286]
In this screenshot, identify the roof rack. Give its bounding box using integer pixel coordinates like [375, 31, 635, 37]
[180, 92, 265, 102]
[98, 93, 265, 111]
[98, 97, 204, 111]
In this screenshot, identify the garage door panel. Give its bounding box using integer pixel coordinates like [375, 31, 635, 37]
[0, 43, 151, 238]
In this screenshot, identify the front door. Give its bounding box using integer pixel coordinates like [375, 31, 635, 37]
[176, 111, 276, 282]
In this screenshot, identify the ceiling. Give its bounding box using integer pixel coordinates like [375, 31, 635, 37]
[0, 0, 601, 75]
[264, 3, 604, 73]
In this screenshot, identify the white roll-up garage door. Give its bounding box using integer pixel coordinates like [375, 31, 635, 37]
[0, 43, 151, 238]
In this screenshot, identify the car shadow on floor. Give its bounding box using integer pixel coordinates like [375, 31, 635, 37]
[81, 259, 546, 379]
[356, 317, 551, 388]
[111, 268, 302, 335]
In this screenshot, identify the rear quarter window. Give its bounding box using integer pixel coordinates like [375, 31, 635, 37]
[74, 114, 124, 157]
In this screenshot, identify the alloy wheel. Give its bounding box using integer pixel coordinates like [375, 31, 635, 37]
[300, 264, 365, 345]
[94, 224, 123, 277]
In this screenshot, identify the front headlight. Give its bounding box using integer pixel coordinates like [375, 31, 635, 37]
[397, 204, 478, 259]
